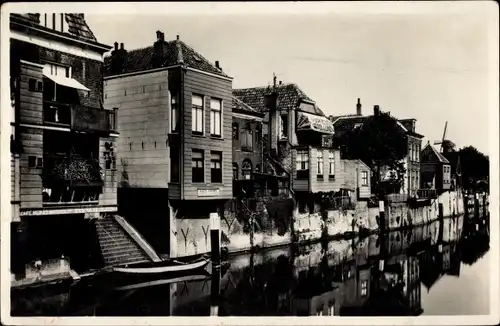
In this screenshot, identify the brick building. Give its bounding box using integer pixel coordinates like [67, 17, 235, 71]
[9, 13, 117, 285]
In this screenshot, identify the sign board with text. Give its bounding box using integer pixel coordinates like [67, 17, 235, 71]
[197, 188, 220, 197]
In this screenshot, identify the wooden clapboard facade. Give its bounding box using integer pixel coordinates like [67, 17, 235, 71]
[104, 31, 233, 258]
[9, 13, 114, 279]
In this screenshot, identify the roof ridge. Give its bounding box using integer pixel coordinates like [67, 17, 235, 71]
[178, 40, 227, 76]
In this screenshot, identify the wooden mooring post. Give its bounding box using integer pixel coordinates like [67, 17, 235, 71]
[210, 264, 221, 316]
[210, 212, 221, 267]
[482, 194, 487, 219]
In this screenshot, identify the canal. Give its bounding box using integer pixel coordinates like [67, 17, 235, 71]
[11, 214, 490, 317]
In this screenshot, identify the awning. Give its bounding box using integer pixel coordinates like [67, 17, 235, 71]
[43, 71, 90, 91]
[296, 111, 335, 135]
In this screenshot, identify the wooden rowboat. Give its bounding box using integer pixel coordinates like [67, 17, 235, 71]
[112, 256, 210, 275]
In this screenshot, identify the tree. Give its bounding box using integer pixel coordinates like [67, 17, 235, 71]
[341, 112, 408, 195]
[457, 146, 489, 192]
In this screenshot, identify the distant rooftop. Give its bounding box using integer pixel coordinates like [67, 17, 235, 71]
[233, 83, 325, 116]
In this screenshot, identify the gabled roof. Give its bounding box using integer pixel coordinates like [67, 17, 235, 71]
[11, 13, 98, 43]
[421, 143, 450, 164]
[103, 38, 229, 78]
[233, 83, 325, 116]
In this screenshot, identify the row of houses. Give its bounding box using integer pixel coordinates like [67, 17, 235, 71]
[8, 13, 456, 285]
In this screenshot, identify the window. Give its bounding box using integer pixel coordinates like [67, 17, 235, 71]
[170, 92, 179, 132]
[29, 78, 36, 92]
[279, 115, 288, 138]
[317, 150, 324, 179]
[192, 149, 204, 183]
[232, 163, 238, 180]
[361, 171, 368, 186]
[361, 280, 368, 296]
[242, 159, 252, 180]
[44, 63, 71, 79]
[28, 156, 36, 168]
[232, 123, 239, 140]
[328, 151, 335, 178]
[170, 147, 180, 182]
[210, 151, 222, 183]
[191, 94, 204, 135]
[241, 128, 253, 152]
[296, 150, 309, 180]
[210, 98, 222, 137]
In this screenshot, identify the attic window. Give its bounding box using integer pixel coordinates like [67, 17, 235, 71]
[193, 55, 202, 62]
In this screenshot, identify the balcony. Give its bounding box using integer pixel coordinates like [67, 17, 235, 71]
[43, 101, 116, 134]
[41, 155, 103, 205]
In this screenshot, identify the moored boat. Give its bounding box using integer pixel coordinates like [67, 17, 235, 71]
[112, 255, 210, 275]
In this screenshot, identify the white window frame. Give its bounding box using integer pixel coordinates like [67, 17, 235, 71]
[210, 97, 222, 137]
[361, 171, 368, 186]
[191, 94, 204, 135]
[317, 150, 324, 177]
[296, 150, 309, 171]
[361, 280, 368, 296]
[210, 151, 222, 183]
[170, 91, 179, 133]
[328, 151, 335, 177]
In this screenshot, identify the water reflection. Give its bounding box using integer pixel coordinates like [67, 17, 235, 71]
[11, 214, 490, 316]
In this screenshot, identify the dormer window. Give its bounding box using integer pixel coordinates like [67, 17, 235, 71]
[40, 13, 69, 33]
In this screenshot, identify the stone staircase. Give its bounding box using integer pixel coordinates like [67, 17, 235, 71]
[95, 217, 150, 267]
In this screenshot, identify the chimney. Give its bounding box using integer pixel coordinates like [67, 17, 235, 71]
[156, 30, 165, 42]
[374, 105, 380, 116]
[279, 80, 282, 85]
[153, 30, 165, 68]
[176, 34, 180, 41]
[215, 61, 220, 69]
[264, 87, 279, 158]
[111, 41, 127, 74]
[273, 73, 277, 88]
[356, 98, 362, 116]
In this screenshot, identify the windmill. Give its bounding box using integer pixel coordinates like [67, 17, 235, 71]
[434, 121, 456, 153]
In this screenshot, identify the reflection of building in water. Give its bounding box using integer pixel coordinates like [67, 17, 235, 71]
[402, 254, 423, 315]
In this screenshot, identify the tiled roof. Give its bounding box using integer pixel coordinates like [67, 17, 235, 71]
[421, 143, 450, 164]
[232, 96, 260, 114]
[11, 13, 97, 42]
[329, 115, 368, 133]
[233, 83, 325, 116]
[103, 38, 228, 77]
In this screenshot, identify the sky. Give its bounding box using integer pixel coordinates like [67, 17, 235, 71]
[86, 5, 494, 154]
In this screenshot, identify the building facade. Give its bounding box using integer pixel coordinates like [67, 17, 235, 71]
[330, 99, 424, 197]
[104, 30, 233, 258]
[9, 13, 114, 283]
[234, 81, 350, 211]
[420, 142, 452, 192]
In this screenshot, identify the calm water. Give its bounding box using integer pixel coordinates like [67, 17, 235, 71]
[12, 214, 490, 317]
